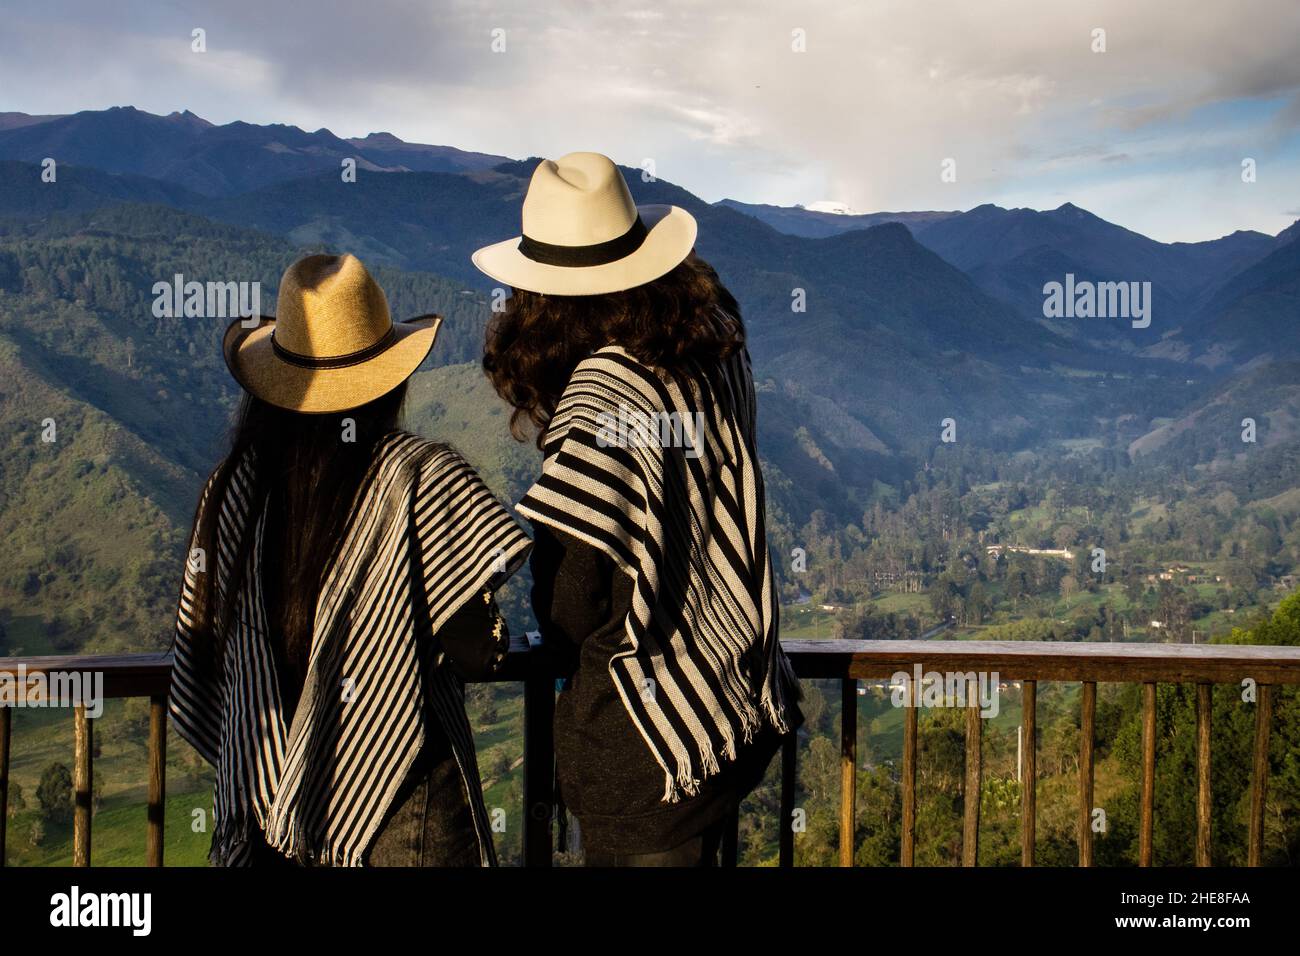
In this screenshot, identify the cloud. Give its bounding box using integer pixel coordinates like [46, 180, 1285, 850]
[1, 0, 1298, 240]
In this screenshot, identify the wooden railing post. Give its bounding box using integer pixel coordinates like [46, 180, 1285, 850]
[839, 678, 856, 867]
[778, 731, 797, 867]
[901, 686, 917, 867]
[1139, 682, 1156, 866]
[1020, 680, 1036, 867]
[73, 704, 92, 867]
[1196, 682, 1212, 866]
[1078, 682, 1096, 867]
[962, 676, 982, 867]
[147, 694, 167, 867]
[1248, 684, 1273, 867]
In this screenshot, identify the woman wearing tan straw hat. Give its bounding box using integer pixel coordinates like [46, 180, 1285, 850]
[169, 252, 531, 867]
[479, 152, 803, 866]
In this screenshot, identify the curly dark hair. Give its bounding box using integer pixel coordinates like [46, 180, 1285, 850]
[483, 253, 744, 446]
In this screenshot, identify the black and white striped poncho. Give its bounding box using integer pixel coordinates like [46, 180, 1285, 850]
[169, 432, 531, 866]
[517, 344, 800, 802]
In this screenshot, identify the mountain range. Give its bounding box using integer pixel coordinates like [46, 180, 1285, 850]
[0, 106, 507, 197]
[721, 196, 1290, 355]
[714, 199, 960, 239]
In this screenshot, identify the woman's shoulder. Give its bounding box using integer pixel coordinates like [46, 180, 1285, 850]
[580, 343, 645, 372]
[379, 430, 489, 493]
[377, 430, 462, 474]
[567, 345, 666, 402]
[566, 344, 735, 411]
[197, 450, 251, 508]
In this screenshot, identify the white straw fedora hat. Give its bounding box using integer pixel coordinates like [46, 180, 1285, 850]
[471, 151, 697, 296]
[223, 253, 440, 414]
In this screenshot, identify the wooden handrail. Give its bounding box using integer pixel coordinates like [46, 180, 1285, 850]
[2, 637, 1299, 868]
[778, 638, 1300, 684]
[8, 638, 1298, 692]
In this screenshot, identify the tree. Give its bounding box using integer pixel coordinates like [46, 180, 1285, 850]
[1156, 582, 1192, 642]
[1124, 572, 1146, 606]
[800, 684, 828, 736]
[853, 766, 902, 867]
[37, 762, 73, 825]
[1006, 569, 1026, 608]
[489, 747, 513, 781]
[107, 697, 151, 743]
[965, 582, 990, 626]
[1060, 574, 1078, 606]
[1042, 718, 1080, 776]
[835, 605, 874, 640]
[6, 781, 25, 818]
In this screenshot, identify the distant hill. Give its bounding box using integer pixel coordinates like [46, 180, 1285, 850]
[344, 132, 510, 173]
[907, 203, 1279, 346]
[0, 326, 191, 657]
[715, 198, 958, 239]
[0, 159, 205, 217]
[1146, 228, 1300, 368]
[0, 112, 64, 131]
[1127, 361, 1300, 462]
[723, 196, 1284, 350]
[0, 107, 510, 197]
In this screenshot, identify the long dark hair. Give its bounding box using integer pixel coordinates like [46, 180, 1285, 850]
[183, 383, 409, 681]
[482, 253, 744, 447]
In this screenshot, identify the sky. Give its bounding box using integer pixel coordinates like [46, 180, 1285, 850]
[2, 0, 1299, 242]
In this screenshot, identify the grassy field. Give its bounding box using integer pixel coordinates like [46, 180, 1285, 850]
[779, 592, 935, 640]
[779, 603, 840, 639]
[872, 592, 932, 616]
[6, 788, 214, 867]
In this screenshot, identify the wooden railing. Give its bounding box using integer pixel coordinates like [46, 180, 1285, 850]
[783, 639, 1300, 867]
[2, 638, 1299, 867]
[0, 653, 171, 866]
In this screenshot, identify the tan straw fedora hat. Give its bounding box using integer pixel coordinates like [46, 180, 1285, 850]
[471, 151, 697, 296]
[223, 253, 440, 414]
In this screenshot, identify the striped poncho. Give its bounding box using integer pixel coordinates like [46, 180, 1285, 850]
[517, 344, 800, 801]
[169, 432, 531, 866]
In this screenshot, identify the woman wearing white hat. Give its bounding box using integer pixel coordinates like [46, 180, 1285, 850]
[169, 253, 531, 866]
[478, 153, 802, 865]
